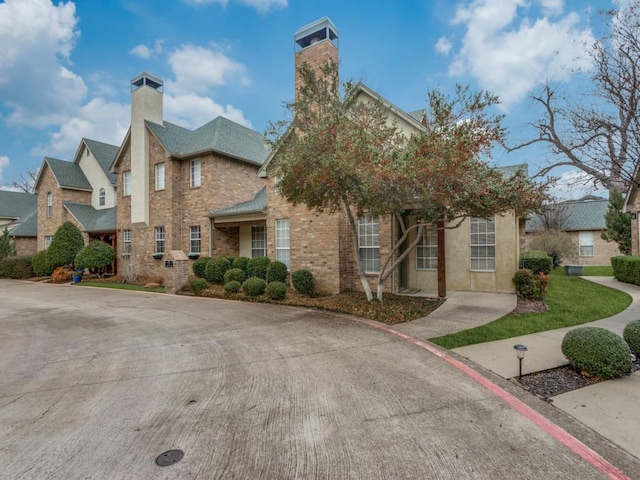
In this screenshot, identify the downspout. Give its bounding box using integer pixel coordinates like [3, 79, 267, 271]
[209, 217, 214, 256]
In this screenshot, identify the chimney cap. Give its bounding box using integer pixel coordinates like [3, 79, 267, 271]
[294, 17, 338, 50]
[131, 72, 164, 92]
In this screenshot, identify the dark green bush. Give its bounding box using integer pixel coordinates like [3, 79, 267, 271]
[623, 320, 640, 355]
[192, 256, 211, 278]
[266, 261, 288, 283]
[47, 221, 84, 268]
[246, 256, 270, 279]
[611, 256, 640, 285]
[224, 268, 246, 284]
[232, 256, 250, 272]
[224, 255, 236, 265]
[266, 281, 287, 300]
[205, 257, 231, 284]
[561, 327, 632, 379]
[242, 276, 266, 296]
[224, 280, 241, 294]
[292, 269, 315, 296]
[75, 241, 114, 274]
[0, 256, 33, 279]
[512, 268, 549, 301]
[519, 250, 552, 274]
[189, 278, 209, 296]
[32, 250, 54, 277]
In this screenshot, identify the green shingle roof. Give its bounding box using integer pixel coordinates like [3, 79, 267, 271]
[84, 139, 118, 185]
[526, 199, 608, 232]
[147, 116, 270, 166]
[9, 208, 37, 237]
[0, 190, 36, 220]
[45, 157, 92, 190]
[63, 203, 116, 233]
[209, 186, 267, 218]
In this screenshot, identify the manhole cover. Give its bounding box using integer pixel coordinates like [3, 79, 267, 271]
[155, 449, 184, 467]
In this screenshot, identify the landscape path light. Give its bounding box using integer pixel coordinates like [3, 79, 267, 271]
[513, 344, 528, 380]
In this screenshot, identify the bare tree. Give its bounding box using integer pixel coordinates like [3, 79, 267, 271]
[537, 200, 572, 231]
[7, 169, 38, 193]
[512, 5, 640, 192]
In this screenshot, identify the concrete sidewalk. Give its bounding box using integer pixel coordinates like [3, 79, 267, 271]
[447, 276, 640, 461]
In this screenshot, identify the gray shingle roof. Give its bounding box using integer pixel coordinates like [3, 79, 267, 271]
[45, 157, 92, 190]
[84, 139, 118, 185]
[0, 190, 37, 220]
[407, 109, 426, 123]
[498, 163, 528, 177]
[147, 116, 270, 166]
[63, 203, 116, 232]
[209, 186, 267, 218]
[526, 199, 608, 232]
[9, 208, 37, 237]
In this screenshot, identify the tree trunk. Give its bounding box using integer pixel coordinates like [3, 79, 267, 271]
[343, 199, 374, 301]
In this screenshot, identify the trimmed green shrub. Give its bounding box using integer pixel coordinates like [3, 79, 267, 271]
[75, 241, 114, 275]
[266, 261, 288, 283]
[192, 256, 211, 278]
[242, 276, 266, 296]
[232, 256, 250, 272]
[47, 221, 84, 268]
[623, 320, 640, 355]
[224, 256, 236, 265]
[224, 280, 241, 293]
[246, 256, 270, 279]
[266, 281, 287, 300]
[189, 278, 209, 296]
[292, 269, 315, 296]
[611, 255, 640, 285]
[205, 257, 231, 285]
[0, 226, 16, 261]
[561, 327, 632, 379]
[32, 250, 54, 277]
[0, 256, 33, 279]
[224, 268, 246, 284]
[512, 268, 549, 301]
[520, 250, 552, 274]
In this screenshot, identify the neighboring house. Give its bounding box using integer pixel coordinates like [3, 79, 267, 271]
[525, 197, 619, 266]
[110, 72, 269, 278]
[34, 138, 119, 271]
[0, 190, 37, 256]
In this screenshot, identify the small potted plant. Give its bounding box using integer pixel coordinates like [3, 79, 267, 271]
[72, 267, 84, 283]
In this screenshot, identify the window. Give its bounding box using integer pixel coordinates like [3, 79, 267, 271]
[154, 226, 165, 254]
[46, 192, 52, 217]
[44, 236, 53, 249]
[123, 171, 131, 197]
[155, 163, 165, 191]
[99, 188, 106, 207]
[123, 229, 132, 256]
[251, 225, 266, 257]
[579, 231, 594, 257]
[190, 158, 201, 188]
[416, 226, 438, 270]
[359, 214, 380, 273]
[275, 219, 290, 268]
[470, 217, 496, 271]
[190, 225, 201, 254]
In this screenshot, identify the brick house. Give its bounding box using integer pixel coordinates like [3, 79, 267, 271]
[0, 190, 37, 256]
[526, 197, 620, 266]
[109, 73, 269, 279]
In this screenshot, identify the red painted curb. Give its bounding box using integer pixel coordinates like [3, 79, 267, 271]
[354, 318, 633, 480]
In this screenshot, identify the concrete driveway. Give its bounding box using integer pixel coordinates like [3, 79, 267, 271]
[1, 280, 638, 479]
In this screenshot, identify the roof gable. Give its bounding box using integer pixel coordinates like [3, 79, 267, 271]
[63, 203, 116, 232]
[0, 190, 37, 220]
[526, 199, 609, 232]
[82, 139, 119, 185]
[36, 157, 92, 191]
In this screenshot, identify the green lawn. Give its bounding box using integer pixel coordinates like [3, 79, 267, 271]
[430, 269, 631, 349]
[76, 281, 165, 293]
[581, 265, 614, 276]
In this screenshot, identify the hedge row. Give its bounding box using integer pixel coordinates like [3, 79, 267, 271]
[611, 255, 640, 285]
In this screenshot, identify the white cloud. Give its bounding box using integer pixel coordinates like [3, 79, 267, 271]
[448, 0, 594, 110]
[185, 0, 287, 12]
[0, 0, 85, 128]
[435, 36, 453, 55]
[0, 155, 9, 182]
[130, 40, 163, 59]
[548, 169, 608, 201]
[164, 92, 251, 129]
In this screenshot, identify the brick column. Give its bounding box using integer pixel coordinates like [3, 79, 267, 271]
[165, 250, 189, 294]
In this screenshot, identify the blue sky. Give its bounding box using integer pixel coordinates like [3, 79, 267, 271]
[0, 0, 618, 198]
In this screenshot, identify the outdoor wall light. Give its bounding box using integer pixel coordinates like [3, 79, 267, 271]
[513, 344, 528, 380]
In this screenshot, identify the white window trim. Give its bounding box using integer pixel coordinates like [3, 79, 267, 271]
[579, 231, 594, 257]
[275, 219, 290, 268]
[470, 217, 496, 272]
[155, 226, 165, 254]
[123, 171, 132, 197]
[251, 225, 266, 258]
[416, 226, 438, 271]
[46, 193, 52, 218]
[155, 163, 165, 191]
[189, 225, 201, 254]
[99, 188, 106, 207]
[122, 229, 132, 257]
[358, 214, 380, 274]
[190, 159, 201, 188]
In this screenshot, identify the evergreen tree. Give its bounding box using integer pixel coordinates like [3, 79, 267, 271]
[0, 227, 16, 261]
[601, 190, 631, 255]
[47, 222, 85, 268]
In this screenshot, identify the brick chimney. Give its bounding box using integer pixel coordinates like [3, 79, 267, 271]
[294, 17, 339, 99]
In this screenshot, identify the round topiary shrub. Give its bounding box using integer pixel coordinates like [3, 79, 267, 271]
[561, 327, 632, 379]
[246, 256, 270, 279]
[192, 256, 211, 278]
[242, 276, 266, 296]
[266, 281, 287, 300]
[266, 261, 288, 283]
[232, 256, 250, 272]
[623, 320, 640, 355]
[224, 280, 241, 294]
[292, 269, 315, 296]
[224, 268, 246, 284]
[32, 250, 54, 277]
[205, 257, 231, 285]
[47, 222, 85, 268]
[75, 240, 115, 276]
[189, 278, 208, 296]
